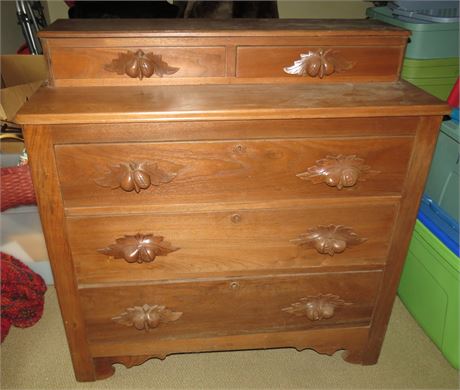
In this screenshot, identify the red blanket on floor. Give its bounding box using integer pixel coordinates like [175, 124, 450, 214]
[1, 252, 47, 342]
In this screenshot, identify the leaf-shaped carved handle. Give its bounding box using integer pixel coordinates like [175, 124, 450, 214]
[104, 49, 179, 80]
[284, 49, 354, 78]
[94, 161, 177, 193]
[296, 154, 378, 190]
[112, 304, 182, 331]
[282, 294, 351, 321]
[290, 224, 367, 256]
[98, 233, 179, 264]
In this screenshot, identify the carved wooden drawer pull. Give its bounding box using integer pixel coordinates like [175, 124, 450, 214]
[112, 304, 182, 331]
[98, 233, 179, 264]
[282, 294, 351, 321]
[95, 161, 177, 193]
[291, 224, 366, 256]
[105, 49, 179, 79]
[283, 49, 354, 78]
[297, 154, 377, 190]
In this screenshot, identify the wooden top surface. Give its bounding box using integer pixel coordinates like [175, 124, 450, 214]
[16, 81, 449, 125]
[39, 18, 410, 38]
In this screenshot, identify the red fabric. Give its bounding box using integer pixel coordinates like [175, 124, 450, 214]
[1, 165, 37, 212]
[16, 43, 30, 55]
[447, 78, 459, 108]
[1, 253, 47, 342]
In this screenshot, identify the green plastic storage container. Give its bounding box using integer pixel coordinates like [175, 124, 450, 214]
[402, 57, 459, 78]
[399, 220, 459, 369]
[366, 6, 459, 59]
[403, 76, 457, 100]
[425, 120, 459, 220]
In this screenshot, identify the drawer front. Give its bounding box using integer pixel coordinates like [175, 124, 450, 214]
[43, 33, 407, 85]
[236, 46, 403, 80]
[68, 201, 398, 284]
[55, 137, 413, 209]
[49, 46, 226, 81]
[80, 271, 382, 350]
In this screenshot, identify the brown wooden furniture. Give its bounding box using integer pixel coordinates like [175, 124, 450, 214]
[16, 19, 449, 382]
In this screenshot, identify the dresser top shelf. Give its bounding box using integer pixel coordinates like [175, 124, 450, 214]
[40, 18, 409, 38]
[16, 81, 448, 124]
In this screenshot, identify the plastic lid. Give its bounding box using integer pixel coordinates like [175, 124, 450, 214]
[450, 108, 459, 123]
[441, 119, 460, 142]
[368, 7, 459, 31]
[392, 8, 458, 24]
[418, 195, 459, 256]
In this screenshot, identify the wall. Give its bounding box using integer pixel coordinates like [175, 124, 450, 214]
[1, 1, 25, 54]
[279, 1, 369, 19]
[43, 0, 68, 23]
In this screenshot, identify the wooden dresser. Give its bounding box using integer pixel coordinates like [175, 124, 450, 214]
[16, 19, 449, 382]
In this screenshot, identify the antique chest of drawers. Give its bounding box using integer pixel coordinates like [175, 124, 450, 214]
[16, 19, 449, 381]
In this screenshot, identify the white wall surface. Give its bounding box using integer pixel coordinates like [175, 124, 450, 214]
[279, 1, 369, 19]
[1, 1, 25, 54]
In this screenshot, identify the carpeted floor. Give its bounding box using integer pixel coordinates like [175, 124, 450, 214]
[1, 286, 458, 390]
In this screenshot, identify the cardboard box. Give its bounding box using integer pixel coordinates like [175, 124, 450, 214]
[1, 56, 50, 284]
[0, 55, 47, 123]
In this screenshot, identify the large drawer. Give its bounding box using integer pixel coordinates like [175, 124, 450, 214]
[67, 200, 398, 284]
[55, 137, 413, 210]
[80, 270, 382, 356]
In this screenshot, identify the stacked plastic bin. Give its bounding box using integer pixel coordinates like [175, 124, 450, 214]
[403, 80, 459, 372]
[367, 2, 459, 100]
[370, 3, 459, 368]
[368, 3, 459, 367]
[399, 114, 459, 370]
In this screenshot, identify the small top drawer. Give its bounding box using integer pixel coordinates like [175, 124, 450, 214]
[236, 45, 403, 81]
[40, 19, 409, 86]
[47, 44, 227, 84]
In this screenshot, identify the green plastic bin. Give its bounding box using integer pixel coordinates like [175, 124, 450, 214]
[399, 220, 459, 369]
[366, 6, 459, 59]
[425, 120, 459, 220]
[402, 57, 459, 79]
[403, 76, 457, 100]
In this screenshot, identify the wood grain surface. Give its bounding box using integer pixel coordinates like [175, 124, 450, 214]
[237, 46, 402, 79]
[361, 116, 444, 364]
[22, 125, 96, 381]
[90, 325, 370, 364]
[51, 46, 226, 80]
[67, 200, 397, 284]
[54, 137, 413, 209]
[39, 19, 410, 38]
[79, 271, 382, 354]
[50, 117, 419, 144]
[15, 82, 448, 124]
[45, 37, 406, 86]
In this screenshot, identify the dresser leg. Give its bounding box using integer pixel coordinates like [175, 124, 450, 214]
[341, 348, 365, 365]
[93, 358, 116, 380]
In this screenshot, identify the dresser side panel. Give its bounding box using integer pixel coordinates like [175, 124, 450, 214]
[363, 115, 443, 364]
[22, 125, 96, 381]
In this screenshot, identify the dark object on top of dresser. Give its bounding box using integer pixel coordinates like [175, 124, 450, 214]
[68, 1, 179, 19]
[180, 1, 279, 18]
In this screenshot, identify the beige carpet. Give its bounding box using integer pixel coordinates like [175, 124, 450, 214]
[1, 287, 458, 390]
